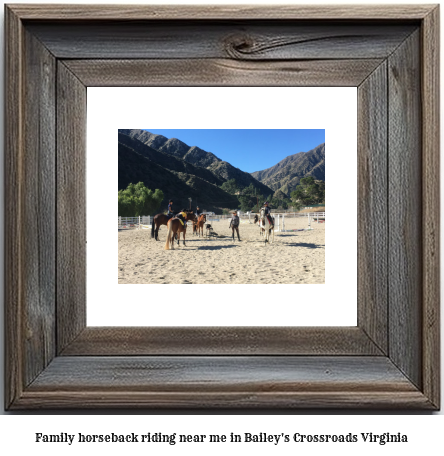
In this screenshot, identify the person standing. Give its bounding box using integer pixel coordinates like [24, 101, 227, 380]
[229, 211, 241, 241]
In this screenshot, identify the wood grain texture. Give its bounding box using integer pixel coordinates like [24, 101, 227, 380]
[7, 4, 435, 20]
[357, 62, 388, 354]
[421, 6, 440, 409]
[4, 5, 440, 410]
[13, 356, 432, 409]
[388, 30, 422, 389]
[4, 5, 24, 410]
[21, 28, 57, 387]
[27, 23, 416, 60]
[64, 59, 384, 87]
[61, 327, 382, 356]
[56, 62, 87, 353]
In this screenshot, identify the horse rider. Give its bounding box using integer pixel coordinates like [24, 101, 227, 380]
[229, 211, 241, 241]
[175, 209, 188, 228]
[167, 199, 174, 218]
[195, 206, 201, 217]
[262, 201, 273, 225]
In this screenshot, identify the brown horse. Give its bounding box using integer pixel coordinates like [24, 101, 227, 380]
[195, 214, 206, 237]
[164, 212, 196, 250]
[151, 213, 173, 241]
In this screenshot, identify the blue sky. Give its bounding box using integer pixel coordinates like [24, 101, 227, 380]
[144, 129, 325, 173]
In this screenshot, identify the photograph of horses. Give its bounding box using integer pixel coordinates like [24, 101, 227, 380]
[118, 129, 325, 284]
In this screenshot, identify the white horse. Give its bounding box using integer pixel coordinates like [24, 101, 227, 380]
[260, 208, 274, 244]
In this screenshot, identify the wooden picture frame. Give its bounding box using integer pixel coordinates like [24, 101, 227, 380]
[5, 4, 440, 409]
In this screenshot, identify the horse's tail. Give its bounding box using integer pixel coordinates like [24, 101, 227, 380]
[164, 221, 173, 250]
[151, 216, 155, 238]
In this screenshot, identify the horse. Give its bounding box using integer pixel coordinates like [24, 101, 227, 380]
[195, 214, 206, 237]
[164, 211, 196, 250]
[151, 213, 174, 241]
[259, 208, 274, 244]
[253, 214, 264, 236]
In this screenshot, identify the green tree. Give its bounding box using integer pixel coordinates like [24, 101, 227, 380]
[118, 182, 164, 216]
[220, 178, 239, 194]
[291, 176, 325, 206]
[238, 195, 254, 212]
[238, 183, 263, 212]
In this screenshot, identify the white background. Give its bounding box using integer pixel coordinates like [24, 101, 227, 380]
[0, 0, 442, 446]
[88, 87, 357, 326]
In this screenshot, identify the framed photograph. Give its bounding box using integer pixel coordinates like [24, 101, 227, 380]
[5, 4, 440, 409]
[94, 89, 356, 327]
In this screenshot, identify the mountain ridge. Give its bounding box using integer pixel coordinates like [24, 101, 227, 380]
[118, 136, 239, 212]
[120, 129, 274, 197]
[251, 143, 325, 196]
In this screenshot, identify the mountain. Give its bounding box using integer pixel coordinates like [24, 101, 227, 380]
[119, 129, 273, 197]
[118, 133, 224, 187]
[118, 134, 239, 213]
[251, 143, 325, 196]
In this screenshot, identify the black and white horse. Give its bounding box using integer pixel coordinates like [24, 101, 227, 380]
[259, 208, 274, 244]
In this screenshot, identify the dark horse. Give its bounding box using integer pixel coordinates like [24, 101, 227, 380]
[151, 213, 174, 241]
[164, 212, 196, 250]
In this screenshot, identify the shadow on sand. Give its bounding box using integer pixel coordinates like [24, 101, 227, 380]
[286, 242, 323, 249]
[276, 233, 307, 237]
[197, 244, 239, 251]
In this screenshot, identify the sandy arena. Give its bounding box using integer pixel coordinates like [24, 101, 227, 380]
[118, 216, 325, 284]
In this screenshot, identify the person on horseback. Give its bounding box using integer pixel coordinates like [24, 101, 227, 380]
[262, 201, 273, 225]
[195, 206, 201, 217]
[229, 211, 241, 241]
[167, 199, 174, 218]
[175, 209, 188, 228]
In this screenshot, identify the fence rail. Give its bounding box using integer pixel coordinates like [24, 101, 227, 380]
[118, 216, 151, 229]
[117, 212, 325, 231]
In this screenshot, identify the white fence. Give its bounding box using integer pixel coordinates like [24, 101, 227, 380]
[269, 212, 325, 232]
[118, 212, 325, 231]
[118, 216, 151, 229]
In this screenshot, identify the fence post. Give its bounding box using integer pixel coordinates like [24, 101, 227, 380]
[119, 216, 121, 228]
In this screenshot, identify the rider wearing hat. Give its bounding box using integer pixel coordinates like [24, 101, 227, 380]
[229, 211, 241, 241]
[175, 209, 188, 228]
[195, 206, 201, 217]
[262, 201, 273, 225]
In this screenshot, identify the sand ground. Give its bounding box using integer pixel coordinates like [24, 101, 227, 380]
[118, 216, 325, 284]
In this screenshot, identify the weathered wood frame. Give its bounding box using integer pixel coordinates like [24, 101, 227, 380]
[5, 4, 440, 409]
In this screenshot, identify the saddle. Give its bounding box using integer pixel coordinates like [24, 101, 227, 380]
[172, 216, 185, 226]
[261, 215, 274, 226]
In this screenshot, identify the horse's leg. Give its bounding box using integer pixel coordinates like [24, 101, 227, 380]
[183, 229, 186, 247]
